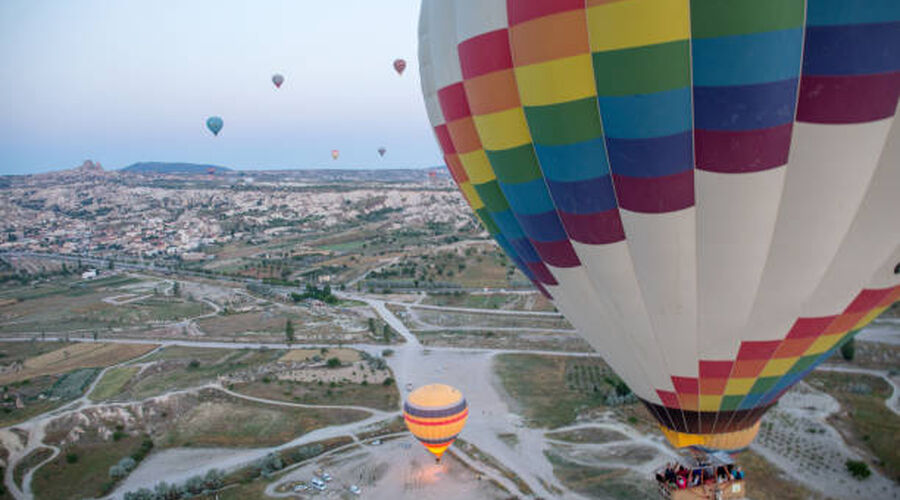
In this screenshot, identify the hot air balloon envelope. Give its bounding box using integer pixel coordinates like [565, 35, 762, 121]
[404, 384, 468, 461]
[394, 59, 407, 75]
[331, 149, 340, 160]
[419, 0, 900, 452]
[378, 147, 387, 157]
[206, 116, 223, 136]
[272, 74, 285, 88]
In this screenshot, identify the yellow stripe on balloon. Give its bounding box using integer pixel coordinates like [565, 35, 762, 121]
[459, 182, 484, 210]
[473, 108, 532, 151]
[514, 54, 596, 107]
[458, 150, 496, 184]
[586, 0, 690, 52]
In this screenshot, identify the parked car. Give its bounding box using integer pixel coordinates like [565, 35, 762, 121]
[293, 482, 307, 492]
[321, 472, 333, 482]
[310, 477, 326, 491]
[370, 439, 382, 446]
[349, 485, 361, 495]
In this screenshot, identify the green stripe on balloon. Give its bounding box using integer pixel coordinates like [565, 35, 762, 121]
[592, 40, 691, 96]
[690, 0, 805, 39]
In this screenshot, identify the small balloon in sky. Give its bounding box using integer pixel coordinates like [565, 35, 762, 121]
[331, 149, 340, 160]
[378, 147, 387, 157]
[206, 116, 223, 136]
[393, 59, 407, 75]
[272, 73, 284, 89]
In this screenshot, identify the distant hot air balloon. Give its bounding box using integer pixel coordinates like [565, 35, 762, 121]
[403, 384, 468, 462]
[206, 167, 216, 176]
[393, 59, 407, 75]
[428, 171, 437, 179]
[378, 147, 387, 157]
[272, 73, 285, 88]
[206, 116, 223, 137]
[331, 149, 340, 160]
[420, 0, 900, 454]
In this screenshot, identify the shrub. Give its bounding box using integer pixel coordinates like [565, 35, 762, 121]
[109, 464, 126, 479]
[382, 349, 394, 357]
[840, 338, 855, 361]
[187, 359, 200, 369]
[383, 377, 394, 387]
[119, 457, 137, 472]
[65, 452, 78, 464]
[112, 430, 126, 442]
[846, 459, 870, 479]
[327, 357, 341, 368]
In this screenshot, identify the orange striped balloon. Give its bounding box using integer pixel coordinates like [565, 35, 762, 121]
[403, 384, 468, 461]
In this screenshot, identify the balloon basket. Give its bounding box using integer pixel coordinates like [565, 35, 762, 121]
[654, 451, 747, 499]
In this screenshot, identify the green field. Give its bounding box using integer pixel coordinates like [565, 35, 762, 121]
[232, 377, 399, 412]
[89, 366, 140, 401]
[494, 354, 647, 429]
[544, 454, 657, 500]
[160, 392, 367, 448]
[32, 435, 148, 500]
[807, 372, 900, 482]
[116, 347, 285, 401]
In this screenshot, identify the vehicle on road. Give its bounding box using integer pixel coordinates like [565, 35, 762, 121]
[349, 485, 361, 495]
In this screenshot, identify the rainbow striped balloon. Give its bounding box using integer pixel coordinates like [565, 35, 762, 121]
[403, 384, 469, 461]
[419, 0, 900, 451]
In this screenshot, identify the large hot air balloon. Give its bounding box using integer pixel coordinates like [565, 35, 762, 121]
[394, 58, 407, 75]
[378, 147, 387, 157]
[331, 149, 340, 161]
[272, 73, 285, 88]
[420, 0, 900, 453]
[403, 384, 468, 462]
[206, 116, 223, 137]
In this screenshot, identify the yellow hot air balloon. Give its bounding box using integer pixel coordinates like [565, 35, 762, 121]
[331, 149, 340, 160]
[403, 384, 468, 462]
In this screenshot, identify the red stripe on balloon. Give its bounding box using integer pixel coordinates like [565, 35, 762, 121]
[404, 409, 469, 427]
[506, 0, 584, 26]
[695, 123, 793, 174]
[557, 209, 625, 245]
[529, 238, 580, 268]
[611, 170, 695, 214]
[525, 261, 559, 286]
[437, 83, 472, 122]
[459, 29, 513, 80]
[797, 72, 900, 124]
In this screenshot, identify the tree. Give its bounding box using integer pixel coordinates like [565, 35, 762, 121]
[382, 324, 392, 342]
[368, 318, 376, 334]
[840, 337, 855, 361]
[285, 319, 294, 343]
[327, 357, 341, 368]
[172, 281, 181, 297]
[108, 260, 115, 270]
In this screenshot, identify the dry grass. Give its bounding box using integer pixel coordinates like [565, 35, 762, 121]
[0, 343, 157, 384]
[278, 348, 360, 363]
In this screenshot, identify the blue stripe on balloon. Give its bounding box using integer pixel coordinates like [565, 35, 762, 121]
[509, 237, 541, 263]
[694, 79, 798, 131]
[494, 234, 536, 282]
[545, 176, 618, 214]
[803, 22, 900, 75]
[500, 178, 556, 215]
[606, 132, 693, 178]
[597, 87, 692, 139]
[807, 0, 900, 26]
[533, 138, 609, 182]
[492, 210, 525, 240]
[516, 211, 570, 242]
[692, 29, 802, 87]
[737, 392, 765, 411]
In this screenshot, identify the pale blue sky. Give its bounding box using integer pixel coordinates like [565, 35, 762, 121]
[0, 0, 440, 174]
